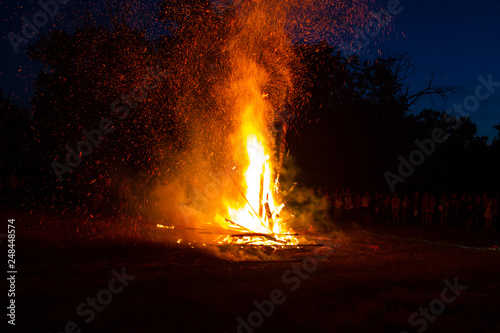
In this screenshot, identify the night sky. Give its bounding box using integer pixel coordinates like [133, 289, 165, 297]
[358, 0, 500, 143]
[1, 0, 499, 141]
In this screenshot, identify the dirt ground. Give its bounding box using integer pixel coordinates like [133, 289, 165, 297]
[2, 209, 500, 333]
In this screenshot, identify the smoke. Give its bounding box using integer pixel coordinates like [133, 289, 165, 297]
[279, 155, 332, 233]
[148, 163, 234, 244]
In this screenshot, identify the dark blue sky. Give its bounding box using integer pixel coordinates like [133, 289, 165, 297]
[1, 0, 499, 141]
[361, 0, 500, 142]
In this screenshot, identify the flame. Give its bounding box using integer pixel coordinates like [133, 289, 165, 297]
[228, 133, 278, 233]
[218, 101, 297, 246]
[209, 1, 298, 246]
[152, 0, 384, 250]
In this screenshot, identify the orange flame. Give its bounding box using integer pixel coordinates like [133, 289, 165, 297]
[218, 99, 297, 245]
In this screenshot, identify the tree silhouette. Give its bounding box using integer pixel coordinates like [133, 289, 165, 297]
[27, 14, 184, 209]
[3, 1, 499, 210]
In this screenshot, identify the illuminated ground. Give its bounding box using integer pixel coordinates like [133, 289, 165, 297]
[5, 209, 500, 333]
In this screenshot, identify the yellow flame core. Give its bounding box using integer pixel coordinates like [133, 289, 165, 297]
[228, 133, 278, 234]
[222, 102, 295, 245]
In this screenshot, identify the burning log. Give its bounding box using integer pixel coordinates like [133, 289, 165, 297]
[258, 164, 265, 218]
[283, 182, 297, 198]
[228, 233, 288, 244]
[264, 193, 274, 231]
[224, 218, 250, 232]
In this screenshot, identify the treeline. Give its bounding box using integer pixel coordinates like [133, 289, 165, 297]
[286, 42, 500, 194]
[1, 1, 499, 211]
